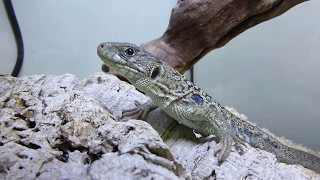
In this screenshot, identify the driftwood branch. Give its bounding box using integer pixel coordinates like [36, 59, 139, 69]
[142, 0, 307, 73]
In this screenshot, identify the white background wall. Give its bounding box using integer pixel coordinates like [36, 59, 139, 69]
[1, 1, 319, 151]
[0, 0, 175, 78]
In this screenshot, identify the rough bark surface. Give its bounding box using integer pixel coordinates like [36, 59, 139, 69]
[1, 73, 319, 179]
[141, 0, 307, 73]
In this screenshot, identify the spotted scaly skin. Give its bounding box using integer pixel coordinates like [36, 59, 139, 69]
[97, 42, 320, 173]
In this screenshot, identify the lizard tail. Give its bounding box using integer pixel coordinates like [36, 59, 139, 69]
[274, 144, 320, 173]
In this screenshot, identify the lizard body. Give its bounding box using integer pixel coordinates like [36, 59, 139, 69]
[97, 42, 320, 173]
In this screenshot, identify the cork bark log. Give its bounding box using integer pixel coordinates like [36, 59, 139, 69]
[1, 73, 319, 179]
[141, 0, 307, 73]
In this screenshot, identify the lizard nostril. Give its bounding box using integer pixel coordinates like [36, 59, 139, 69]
[99, 44, 105, 48]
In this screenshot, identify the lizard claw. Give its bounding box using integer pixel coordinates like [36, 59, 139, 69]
[214, 135, 233, 163]
[122, 101, 144, 119]
[122, 100, 157, 120]
[234, 141, 245, 155]
[214, 133, 244, 163]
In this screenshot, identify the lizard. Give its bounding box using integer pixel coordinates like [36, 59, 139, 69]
[97, 42, 320, 173]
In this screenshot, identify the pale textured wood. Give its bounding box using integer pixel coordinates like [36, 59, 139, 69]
[0, 73, 319, 179]
[0, 74, 179, 179]
[142, 0, 307, 73]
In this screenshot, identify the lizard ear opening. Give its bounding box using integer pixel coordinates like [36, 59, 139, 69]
[151, 66, 161, 79]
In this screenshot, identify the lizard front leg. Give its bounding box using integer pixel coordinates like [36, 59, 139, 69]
[166, 104, 243, 163]
[213, 119, 243, 162]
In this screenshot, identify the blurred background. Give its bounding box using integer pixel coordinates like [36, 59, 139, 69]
[0, 1, 319, 150]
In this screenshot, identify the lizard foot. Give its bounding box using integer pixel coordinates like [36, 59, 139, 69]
[214, 135, 244, 163]
[122, 100, 157, 120]
[234, 141, 245, 155]
[214, 135, 233, 163]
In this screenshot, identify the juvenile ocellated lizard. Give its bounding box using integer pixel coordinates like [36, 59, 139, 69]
[97, 42, 320, 173]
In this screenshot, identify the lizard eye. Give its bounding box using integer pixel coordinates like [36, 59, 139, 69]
[124, 48, 135, 56]
[151, 67, 161, 79]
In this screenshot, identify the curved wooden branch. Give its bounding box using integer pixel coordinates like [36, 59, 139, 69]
[141, 0, 307, 73]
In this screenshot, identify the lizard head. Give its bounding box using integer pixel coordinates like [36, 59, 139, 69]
[97, 42, 189, 107]
[97, 42, 164, 88]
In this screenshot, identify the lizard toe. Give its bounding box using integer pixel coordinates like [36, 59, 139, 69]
[215, 135, 233, 163]
[122, 100, 157, 120]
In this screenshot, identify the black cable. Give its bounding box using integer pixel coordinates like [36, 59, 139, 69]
[190, 67, 194, 83]
[3, 0, 24, 77]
